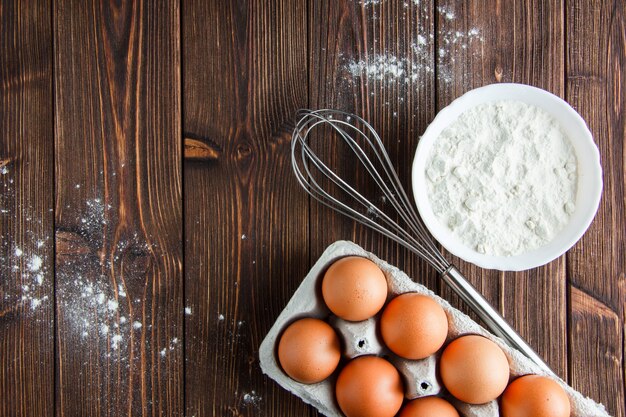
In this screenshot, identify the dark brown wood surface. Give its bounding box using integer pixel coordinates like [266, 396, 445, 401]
[566, 0, 625, 413]
[0, 0, 624, 416]
[0, 1, 54, 416]
[182, 1, 310, 416]
[54, 0, 182, 415]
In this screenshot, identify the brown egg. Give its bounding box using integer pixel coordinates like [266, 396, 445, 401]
[335, 356, 404, 417]
[277, 318, 341, 384]
[380, 293, 448, 359]
[399, 396, 460, 417]
[322, 256, 388, 321]
[502, 375, 571, 417]
[440, 335, 510, 404]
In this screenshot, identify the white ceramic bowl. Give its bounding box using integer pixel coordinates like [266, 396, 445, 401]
[412, 83, 602, 271]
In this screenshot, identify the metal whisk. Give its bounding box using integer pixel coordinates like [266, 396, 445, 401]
[291, 108, 554, 376]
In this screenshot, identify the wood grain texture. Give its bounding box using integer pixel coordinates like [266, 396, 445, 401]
[0, 1, 623, 416]
[570, 287, 624, 416]
[54, 1, 182, 416]
[308, 0, 439, 309]
[182, 1, 309, 415]
[566, 0, 625, 415]
[435, 0, 568, 377]
[0, 1, 54, 416]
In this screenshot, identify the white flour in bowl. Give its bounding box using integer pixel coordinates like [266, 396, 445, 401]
[425, 101, 578, 256]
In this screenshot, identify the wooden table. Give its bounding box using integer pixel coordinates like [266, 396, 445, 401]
[1, 1, 624, 416]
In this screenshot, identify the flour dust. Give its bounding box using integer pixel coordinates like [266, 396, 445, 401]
[343, 2, 484, 91]
[1, 163, 52, 313]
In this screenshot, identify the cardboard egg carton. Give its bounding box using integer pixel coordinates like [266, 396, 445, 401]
[259, 240, 610, 417]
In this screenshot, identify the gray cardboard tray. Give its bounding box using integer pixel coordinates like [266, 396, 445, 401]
[259, 240, 609, 417]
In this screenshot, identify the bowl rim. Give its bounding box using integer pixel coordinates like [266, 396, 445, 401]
[411, 83, 603, 271]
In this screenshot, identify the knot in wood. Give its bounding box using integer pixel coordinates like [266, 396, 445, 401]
[236, 143, 253, 159]
[494, 65, 504, 82]
[119, 244, 152, 277]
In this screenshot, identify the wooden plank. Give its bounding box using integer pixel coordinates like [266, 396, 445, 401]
[566, 0, 625, 415]
[54, 1, 182, 415]
[570, 287, 624, 416]
[0, 1, 55, 416]
[308, 0, 439, 300]
[182, 1, 309, 415]
[435, 0, 568, 377]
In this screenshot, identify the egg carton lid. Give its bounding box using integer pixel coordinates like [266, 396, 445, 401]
[259, 240, 610, 417]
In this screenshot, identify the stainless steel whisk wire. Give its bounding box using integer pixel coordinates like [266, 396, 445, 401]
[293, 109, 448, 272]
[291, 108, 554, 376]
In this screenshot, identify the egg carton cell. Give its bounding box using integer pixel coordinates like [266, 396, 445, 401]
[259, 240, 610, 417]
[332, 313, 442, 400]
[390, 354, 441, 399]
[331, 317, 384, 358]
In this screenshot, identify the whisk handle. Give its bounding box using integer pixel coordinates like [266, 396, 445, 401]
[441, 266, 555, 376]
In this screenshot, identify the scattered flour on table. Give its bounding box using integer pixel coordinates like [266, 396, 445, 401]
[437, 5, 455, 20]
[44, 197, 181, 362]
[360, 0, 421, 5]
[425, 101, 578, 256]
[242, 390, 263, 408]
[344, 2, 483, 89]
[1, 163, 52, 312]
[2, 164, 188, 414]
[28, 255, 43, 271]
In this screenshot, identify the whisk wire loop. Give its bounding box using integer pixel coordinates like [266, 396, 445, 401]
[292, 109, 449, 272]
